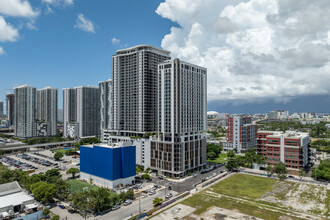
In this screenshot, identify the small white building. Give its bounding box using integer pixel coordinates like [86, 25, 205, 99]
[0, 181, 35, 213]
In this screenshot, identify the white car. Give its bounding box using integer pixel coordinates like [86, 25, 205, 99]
[123, 200, 132, 206]
[165, 193, 173, 199]
[149, 191, 156, 196]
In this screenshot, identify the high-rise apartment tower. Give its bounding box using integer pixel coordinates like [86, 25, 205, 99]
[6, 94, 15, 126]
[0, 101, 3, 118]
[150, 59, 207, 177]
[99, 79, 113, 134]
[14, 85, 36, 138]
[111, 45, 171, 136]
[63, 86, 99, 138]
[37, 87, 58, 136]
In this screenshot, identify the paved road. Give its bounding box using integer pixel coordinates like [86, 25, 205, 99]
[51, 206, 83, 220]
[152, 165, 227, 192]
[95, 188, 177, 220]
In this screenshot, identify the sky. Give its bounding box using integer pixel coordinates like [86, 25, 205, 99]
[0, 0, 330, 114]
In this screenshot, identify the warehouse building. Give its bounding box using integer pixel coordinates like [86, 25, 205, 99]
[0, 181, 36, 214]
[80, 142, 136, 188]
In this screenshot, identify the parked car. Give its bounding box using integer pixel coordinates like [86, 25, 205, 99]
[148, 187, 156, 192]
[166, 193, 173, 199]
[111, 204, 120, 211]
[123, 200, 132, 206]
[141, 194, 148, 198]
[100, 208, 111, 215]
[149, 191, 156, 196]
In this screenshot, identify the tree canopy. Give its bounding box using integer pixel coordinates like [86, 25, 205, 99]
[66, 168, 80, 179]
[54, 151, 64, 161]
[274, 162, 288, 179]
[312, 159, 330, 181]
[30, 181, 57, 203]
[207, 143, 223, 160]
[153, 197, 163, 207]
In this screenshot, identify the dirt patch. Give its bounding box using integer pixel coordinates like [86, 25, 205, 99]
[259, 180, 328, 216]
[278, 216, 293, 220]
[200, 207, 264, 220]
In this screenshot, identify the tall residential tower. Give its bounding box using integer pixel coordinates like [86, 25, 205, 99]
[111, 45, 171, 136]
[0, 101, 3, 118]
[150, 59, 207, 177]
[6, 94, 15, 126]
[37, 87, 58, 136]
[14, 85, 36, 138]
[99, 79, 113, 135]
[63, 86, 99, 138]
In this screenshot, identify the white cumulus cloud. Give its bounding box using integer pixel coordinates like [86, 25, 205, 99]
[0, 16, 19, 42]
[42, 0, 73, 6]
[0, 0, 39, 17]
[0, 46, 5, 55]
[156, 0, 330, 104]
[112, 37, 120, 44]
[74, 13, 95, 33]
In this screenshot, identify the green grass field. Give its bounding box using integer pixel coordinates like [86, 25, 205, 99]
[67, 179, 98, 193]
[211, 173, 277, 200]
[207, 153, 228, 164]
[179, 174, 309, 220]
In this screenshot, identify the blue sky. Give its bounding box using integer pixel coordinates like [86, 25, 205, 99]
[1, 0, 330, 113]
[0, 0, 175, 108]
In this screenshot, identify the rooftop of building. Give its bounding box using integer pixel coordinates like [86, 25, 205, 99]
[0, 181, 34, 209]
[81, 141, 134, 149]
[13, 84, 33, 89]
[115, 44, 170, 56]
[98, 79, 113, 84]
[38, 86, 57, 90]
[258, 130, 309, 139]
[63, 85, 98, 90]
[159, 58, 207, 70]
[0, 181, 21, 197]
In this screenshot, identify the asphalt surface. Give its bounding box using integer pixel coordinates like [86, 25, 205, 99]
[152, 164, 227, 192]
[95, 188, 177, 220]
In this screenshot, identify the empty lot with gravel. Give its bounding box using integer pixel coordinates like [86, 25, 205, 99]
[177, 173, 329, 220]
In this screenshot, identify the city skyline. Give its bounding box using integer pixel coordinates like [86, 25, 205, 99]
[1, 0, 330, 114]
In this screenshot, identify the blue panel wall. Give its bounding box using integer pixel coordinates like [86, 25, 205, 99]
[121, 146, 136, 178]
[80, 145, 136, 181]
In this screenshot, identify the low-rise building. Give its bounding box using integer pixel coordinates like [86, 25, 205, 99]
[257, 131, 310, 174]
[80, 142, 136, 188]
[102, 132, 151, 169]
[0, 181, 36, 214]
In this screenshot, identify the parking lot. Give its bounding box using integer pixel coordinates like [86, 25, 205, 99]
[0, 148, 80, 176]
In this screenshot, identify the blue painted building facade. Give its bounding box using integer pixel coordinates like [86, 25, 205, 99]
[80, 144, 136, 187]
